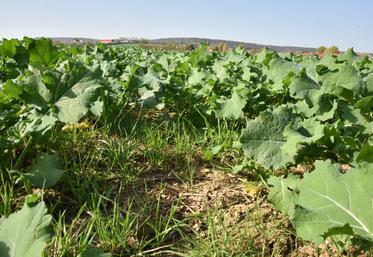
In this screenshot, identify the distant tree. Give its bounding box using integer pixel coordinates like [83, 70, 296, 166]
[328, 45, 339, 54]
[316, 46, 326, 54]
[221, 43, 229, 52]
[317, 45, 339, 56]
[213, 43, 229, 52]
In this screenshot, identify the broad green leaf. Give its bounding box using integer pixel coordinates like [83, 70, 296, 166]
[339, 102, 373, 134]
[314, 98, 338, 121]
[139, 66, 168, 90]
[289, 69, 321, 107]
[158, 55, 175, 73]
[281, 117, 325, 163]
[295, 97, 338, 122]
[356, 144, 373, 163]
[137, 66, 169, 108]
[320, 65, 363, 97]
[268, 174, 300, 219]
[22, 110, 58, 136]
[0, 39, 20, 58]
[241, 66, 256, 82]
[90, 99, 104, 117]
[365, 73, 373, 94]
[29, 38, 61, 68]
[24, 153, 65, 188]
[355, 96, 373, 114]
[2, 80, 22, 99]
[255, 47, 276, 66]
[20, 74, 51, 109]
[293, 160, 373, 243]
[202, 145, 222, 160]
[224, 49, 245, 64]
[188, 68, 207, 85]
[188, 44, 210, 67]
[19, 69, 105, 125]
[317, 53, 340, 72]
[212, 59, 229, 82]
[338, 48, 358, 65]
[56, 81, 102, 123]
[215, 91, 247, 119]
[240, 106, 297, 169]
[0, 197, 53, 257]
[266, 57, 300, 91]
[138, 86, 164, 108]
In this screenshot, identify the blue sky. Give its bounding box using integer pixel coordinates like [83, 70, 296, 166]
[1, 0, 372, 52]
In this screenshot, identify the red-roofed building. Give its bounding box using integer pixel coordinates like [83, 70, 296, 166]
[100, 39, 113, 44]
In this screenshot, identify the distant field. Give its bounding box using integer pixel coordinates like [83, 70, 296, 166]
[51, 37, 318, 52]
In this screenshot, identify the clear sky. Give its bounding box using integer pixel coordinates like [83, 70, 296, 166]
[1, 0, 372, 52]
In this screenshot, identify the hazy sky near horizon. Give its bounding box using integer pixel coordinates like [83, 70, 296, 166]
[1, 0, 372, 52]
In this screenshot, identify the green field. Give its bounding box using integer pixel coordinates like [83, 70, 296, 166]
[0, 38, 372, 256]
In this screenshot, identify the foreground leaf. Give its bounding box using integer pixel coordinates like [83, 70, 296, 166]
[289, 69, 321, 107]
[24, 153, 65, 188]
[29, 38, 61, 68]
[281, 117, 325, 164]
[267, 174, 300, 219]
[321, 65, 363, 97]
[293, 160, 373, 243]
[0, 197, 53, 257]
[55, 80, 103, 123]
[266, 57, 300, 91]
[356, 144, 373, 164]
[240, 106, 297, 169]
[215, 91, 247, 119]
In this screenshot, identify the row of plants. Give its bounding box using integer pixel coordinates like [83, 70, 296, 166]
[0, 38, 372, 255]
